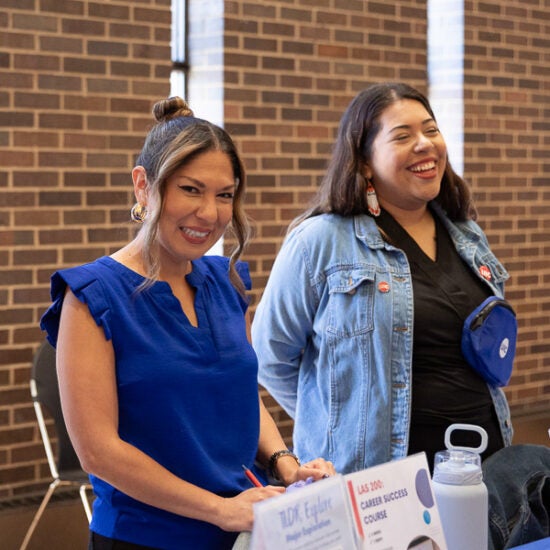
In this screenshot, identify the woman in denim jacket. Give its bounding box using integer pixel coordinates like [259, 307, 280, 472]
[252, 82, 513, 476]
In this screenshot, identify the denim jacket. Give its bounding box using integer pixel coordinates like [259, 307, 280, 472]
[482, 444, 550, 549]
[252, 204, 513, 474]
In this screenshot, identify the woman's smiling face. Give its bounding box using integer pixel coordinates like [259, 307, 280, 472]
[157, 149, 236, 268]
[365, 98, 448, 213]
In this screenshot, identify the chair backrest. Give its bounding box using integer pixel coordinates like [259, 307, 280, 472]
[31, 340, 82, 474]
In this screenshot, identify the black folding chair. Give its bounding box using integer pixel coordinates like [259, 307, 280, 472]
[20, 340, 93, 550]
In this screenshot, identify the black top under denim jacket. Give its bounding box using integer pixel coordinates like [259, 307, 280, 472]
[375, 208, 504, 469]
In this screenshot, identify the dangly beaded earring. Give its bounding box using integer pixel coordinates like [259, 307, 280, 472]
[366, 179, 380, 217]
[130, 203, 147, 223]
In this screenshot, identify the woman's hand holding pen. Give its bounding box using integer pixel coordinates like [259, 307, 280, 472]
[215, 486, 285, 532]
[217, 458, 336, 533]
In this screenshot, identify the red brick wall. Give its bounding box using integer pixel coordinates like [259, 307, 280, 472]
[0, 0, 548, 501]
[0, 0, 172, 500]
[462, 1, 550, 414]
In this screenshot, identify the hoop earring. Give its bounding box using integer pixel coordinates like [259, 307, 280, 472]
[130, 203, 147, 223]
[366, 180, 380, 217]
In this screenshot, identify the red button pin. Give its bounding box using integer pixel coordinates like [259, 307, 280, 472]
[479, 266, 492, 281]
[378, 281, 390, 293]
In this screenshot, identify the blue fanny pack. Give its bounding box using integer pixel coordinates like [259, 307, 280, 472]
[461, 296, 517, 387]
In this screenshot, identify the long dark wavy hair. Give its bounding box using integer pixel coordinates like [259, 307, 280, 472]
[134, 96, 250, 295]
[290, 82, 476, 231]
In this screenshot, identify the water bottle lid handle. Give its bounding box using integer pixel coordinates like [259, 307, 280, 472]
[444, 423, 488, 454]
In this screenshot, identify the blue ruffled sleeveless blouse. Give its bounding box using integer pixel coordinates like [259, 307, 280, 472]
[41, 256, 259, 549]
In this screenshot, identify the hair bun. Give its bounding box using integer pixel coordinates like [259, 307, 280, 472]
[152, 96, 194, 122]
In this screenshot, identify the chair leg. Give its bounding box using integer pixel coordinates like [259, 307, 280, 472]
[79, 483, 93, 523]
[19, 479, 60, 550]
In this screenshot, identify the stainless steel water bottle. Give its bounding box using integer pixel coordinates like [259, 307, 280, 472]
[432, 423, 489, 550]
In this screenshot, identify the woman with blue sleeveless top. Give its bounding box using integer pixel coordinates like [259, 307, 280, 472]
[40, 97, 334, 550]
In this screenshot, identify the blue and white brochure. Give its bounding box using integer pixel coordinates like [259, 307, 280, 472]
[250, 474, 359, 550]
[345, 453, 447, 550]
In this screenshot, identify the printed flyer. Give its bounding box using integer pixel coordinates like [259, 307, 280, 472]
[250, 474, 359, 550]
[345, 453, 447, 549]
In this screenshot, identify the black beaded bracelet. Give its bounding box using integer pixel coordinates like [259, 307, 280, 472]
[268, 449, 300, 480]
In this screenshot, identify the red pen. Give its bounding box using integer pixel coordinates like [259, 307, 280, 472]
[242, 464, 263, 487]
